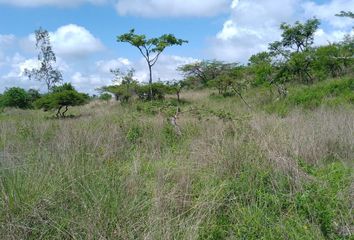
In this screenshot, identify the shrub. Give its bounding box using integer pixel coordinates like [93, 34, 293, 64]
[0, 87, 31, 109]
[99, 93, 113, 102]
[34, 89, 88, 117]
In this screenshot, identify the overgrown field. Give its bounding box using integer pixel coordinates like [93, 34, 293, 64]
[0, 79, 353, 239]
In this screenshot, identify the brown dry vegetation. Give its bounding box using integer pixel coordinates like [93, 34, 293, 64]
[0, 85, 353, 239]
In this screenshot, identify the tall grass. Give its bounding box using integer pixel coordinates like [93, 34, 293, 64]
[0, 85, 353, 239]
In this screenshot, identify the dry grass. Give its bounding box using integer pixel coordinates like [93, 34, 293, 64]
[0, 90, 353, 239]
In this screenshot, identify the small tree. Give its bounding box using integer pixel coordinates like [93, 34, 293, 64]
[102, 68, 139, 102]
[166, 80, 186, 102]
[25, 27, 63, 92]
[117, 29, 187, 98]
[34, 83, 88, 118]
[269, 18, 320, 85]
[99, 93, 113, 102]
[178, 60, 236, 88]
[1, 87, 31, 109]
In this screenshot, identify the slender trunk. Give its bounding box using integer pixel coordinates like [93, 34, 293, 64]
[177, 91, 180, 103]
[231, 87, 252, 110]
[56, 106, 63, 118]
[148, 64, 153, 100]
[62, 106, 68, 118]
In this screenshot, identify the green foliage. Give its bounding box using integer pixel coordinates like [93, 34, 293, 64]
[178, 60, 236, 88]
[126, 125, 143, 144]
[27, 89, 41, 103]
[0, 87, 31, 109]
[99, 93, 112, 101]
[51, 82, 76, 93]
[117, 29, 187, 97]
[34, 86, 88, 117]
[248, 52, 273, 86]
[135, 82, 169, 101]
[266, 78, 354, 114]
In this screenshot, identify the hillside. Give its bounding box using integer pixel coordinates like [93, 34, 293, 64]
[0, 77, 353, 239]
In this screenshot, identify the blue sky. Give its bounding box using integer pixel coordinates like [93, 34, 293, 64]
[0, 0, 353, 93]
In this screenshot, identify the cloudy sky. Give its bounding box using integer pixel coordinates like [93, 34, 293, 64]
[0, 0, 353, 93]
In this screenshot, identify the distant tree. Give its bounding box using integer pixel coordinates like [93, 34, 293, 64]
[1, 87, 31, 109]
[135, 82, 168, 101]
[269, 18, 320, 84]
[102, 68, 139, 102]
[99, 93, 113, 102]
[336, 11, 354, 19]
[27, 89, 42, 103]
[25, 27, 63, 92]
[51, 82, 76, 93]
[166, 80, 186, 102]
[248, 52, 273, 86]
[313, 44, 343, 79]
[34, 83, 88, 118]
[117, 29, 187, 98]
[178, 60, 236, 87]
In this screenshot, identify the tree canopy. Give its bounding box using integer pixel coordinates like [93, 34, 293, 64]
[24, 27, 63, 92]
[117, 29, 188, 98]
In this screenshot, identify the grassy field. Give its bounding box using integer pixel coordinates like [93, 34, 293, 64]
[0, 78, 353, 239]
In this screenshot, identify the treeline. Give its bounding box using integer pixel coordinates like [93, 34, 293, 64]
[1, 17, 353, 116]
[102, 18, 353, 104]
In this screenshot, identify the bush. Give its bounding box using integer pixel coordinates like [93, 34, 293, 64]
[34, 88, 88, 117]
[99, 93, 113, 102]
[0, 87, 31, 109]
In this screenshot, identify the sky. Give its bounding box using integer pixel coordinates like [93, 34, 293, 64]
[0, 0, 353, 94]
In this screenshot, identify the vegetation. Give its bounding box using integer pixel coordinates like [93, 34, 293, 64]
[24, 27, 63, 92]
[117, 29, 188, 98]
[0, 87, 32, 109]
[34, 83, 89, 118]
[0, 17, 353, 239]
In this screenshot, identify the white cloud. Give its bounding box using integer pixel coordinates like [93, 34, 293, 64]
[210, 0, 354, 63]
[302, 0, 354, 29]
[96, 58, 132, 74]
[23, 24, 104, 59]
[0, 0, 106, 7]
[0, 34, 16, 67]
[0, 34, 15, 45]
[115, 0, 230, 17]
[50, 24, 104, 58]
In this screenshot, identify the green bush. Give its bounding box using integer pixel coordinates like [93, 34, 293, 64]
[0, 87, 31, 109]
[99, 93, 113, 102]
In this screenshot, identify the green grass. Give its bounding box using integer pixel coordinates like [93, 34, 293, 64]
[0, 79, 353, 239]
[264, 77, 354, 116]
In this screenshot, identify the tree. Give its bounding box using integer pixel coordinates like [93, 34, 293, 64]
[117, 29, 187, 98]
[0, 87, 31, 109]
[166, 80, 186, 102]
[178, 60, 236, 87]
[27, 89, 42, 103]
[269, 18, 320, 84]
[248, 52, 273, 86]
[25, 27, 63, 92]
[336, 11, 354, 19]
[99, 93, 113, 102]
[34, 83, 88, 118]
[102, 68, 139, 102]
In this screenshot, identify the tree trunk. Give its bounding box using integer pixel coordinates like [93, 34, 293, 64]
[177, 91, 180, 103]
[148, 64, 153, 100]
[61, 106, 69, 118]
[56, 106, 63, 118]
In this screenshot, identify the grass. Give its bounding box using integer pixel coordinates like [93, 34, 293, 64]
[0, 78, 353, 239]
[264, 77, 354, 116]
